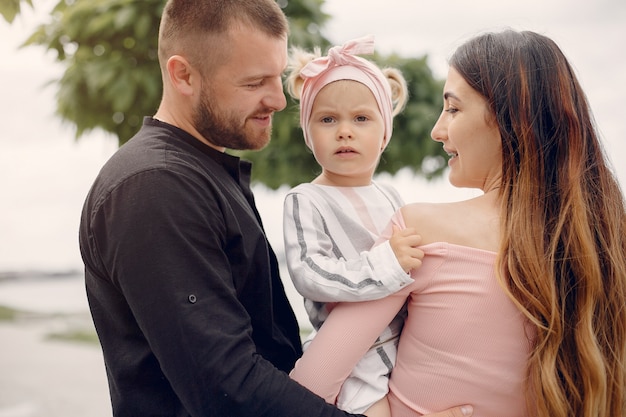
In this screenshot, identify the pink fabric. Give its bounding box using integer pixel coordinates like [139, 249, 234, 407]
[298, 35, 394, 149]
[290, 211, 533, 417]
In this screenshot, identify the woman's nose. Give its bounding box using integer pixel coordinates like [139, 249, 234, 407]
[430, 112, 447, 143]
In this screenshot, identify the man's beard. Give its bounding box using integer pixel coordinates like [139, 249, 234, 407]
[193, 87, 272, 151]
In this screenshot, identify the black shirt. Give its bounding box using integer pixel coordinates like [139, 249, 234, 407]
[79, 118, 361, 417]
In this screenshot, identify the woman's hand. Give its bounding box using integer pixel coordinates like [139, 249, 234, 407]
[364, 396, 390, 417]
[422, 405, 473, 417]
[364, 399, 473, 417]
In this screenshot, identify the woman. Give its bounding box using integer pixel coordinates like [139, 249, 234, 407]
[290, 29, 626, 417]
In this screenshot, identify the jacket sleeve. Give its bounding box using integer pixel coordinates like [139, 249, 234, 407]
[283, 192, 412, 303]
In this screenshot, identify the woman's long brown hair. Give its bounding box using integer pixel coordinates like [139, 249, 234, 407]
[450, 30, 626, 417]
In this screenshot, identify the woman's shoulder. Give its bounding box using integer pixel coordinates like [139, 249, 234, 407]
[400, 197, 500, 252]
[400, 200, 469, 225]
[401, 201, 447, 216]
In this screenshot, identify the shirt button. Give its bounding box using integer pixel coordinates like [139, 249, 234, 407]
[188, 294, 197, 303]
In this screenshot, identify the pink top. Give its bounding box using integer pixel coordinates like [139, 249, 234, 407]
[290, 212, 533, 417]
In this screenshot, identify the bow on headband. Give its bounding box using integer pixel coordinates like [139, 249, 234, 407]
[300, 35, 376, 79]
[298, 35, 394, 150]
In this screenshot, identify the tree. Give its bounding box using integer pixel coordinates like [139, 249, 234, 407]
[9, 0, 447, 188]
[22, 0, 164, 141]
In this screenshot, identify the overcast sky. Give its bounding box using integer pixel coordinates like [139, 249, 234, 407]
[0, 0, 624, 271]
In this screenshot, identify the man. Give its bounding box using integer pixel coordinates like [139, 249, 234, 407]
[79, 0, 474, 416]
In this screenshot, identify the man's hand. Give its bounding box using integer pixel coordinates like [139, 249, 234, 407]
[389, 225, 423, 273]
[423, 405, 473, 417]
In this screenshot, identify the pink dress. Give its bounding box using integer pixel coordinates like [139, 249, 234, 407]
[290, 212, 533, 417]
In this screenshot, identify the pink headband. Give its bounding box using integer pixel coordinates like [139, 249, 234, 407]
[299, 35, 393, 149]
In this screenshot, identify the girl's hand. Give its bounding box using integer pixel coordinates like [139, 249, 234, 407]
[389, 225, 423, 273]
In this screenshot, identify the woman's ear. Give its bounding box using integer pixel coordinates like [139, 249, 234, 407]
[166, 55, 195, 97]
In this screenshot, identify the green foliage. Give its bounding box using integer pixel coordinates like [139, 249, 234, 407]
[282, 0, 331, 50]
[0, 0, 32, 23]
[46, 328, 99, 345]
[0, 305, 20, 321]
[14, 0, 447, 188]
[376, 54, 447, 179]
[23, 0, 163, 140]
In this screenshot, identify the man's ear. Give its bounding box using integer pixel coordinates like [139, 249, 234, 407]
[166, 55, 195, 96]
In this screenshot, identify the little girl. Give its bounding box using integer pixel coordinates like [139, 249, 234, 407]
[283, 35, 422, 415]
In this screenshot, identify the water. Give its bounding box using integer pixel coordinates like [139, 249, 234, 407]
[0, 273, 110, 417]
[0, 273, 88, 314]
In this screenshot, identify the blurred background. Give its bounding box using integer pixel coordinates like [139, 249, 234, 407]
[0, 0, 624, 415]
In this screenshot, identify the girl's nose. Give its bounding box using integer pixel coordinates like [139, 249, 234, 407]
[337, 124, 353, 140]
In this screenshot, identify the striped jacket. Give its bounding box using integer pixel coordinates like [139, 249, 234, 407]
[283, 182, 413, 413]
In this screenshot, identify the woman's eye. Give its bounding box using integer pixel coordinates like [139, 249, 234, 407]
[445, 107, 458, 114]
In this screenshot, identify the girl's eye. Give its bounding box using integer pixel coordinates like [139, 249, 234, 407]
[445, 107, 458, 114]
[355, 115, 368, 122]
[321, 116, 334, 123]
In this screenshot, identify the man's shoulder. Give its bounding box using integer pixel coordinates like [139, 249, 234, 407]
[104, 127, 219, 179]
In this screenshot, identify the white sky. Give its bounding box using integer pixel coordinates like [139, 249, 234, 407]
[0, 0, 624, 270]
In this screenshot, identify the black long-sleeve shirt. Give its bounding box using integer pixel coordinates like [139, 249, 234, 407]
[79, 117, 362, 417]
